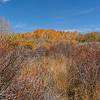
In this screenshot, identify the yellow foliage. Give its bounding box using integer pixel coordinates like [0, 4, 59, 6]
[15, 40, 37, 49]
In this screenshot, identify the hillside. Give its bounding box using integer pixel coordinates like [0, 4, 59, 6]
[0, 29, 100, 100]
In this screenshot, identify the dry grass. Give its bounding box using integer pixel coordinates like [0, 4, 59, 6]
[0, 33, 100, 100]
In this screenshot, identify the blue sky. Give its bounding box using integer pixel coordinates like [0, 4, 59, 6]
[0, 0, 100, 33]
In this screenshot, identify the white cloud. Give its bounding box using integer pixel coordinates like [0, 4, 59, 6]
[64, 29, 80, 32]
[64, 26, 100, 33]
[0, 0, 10, 3]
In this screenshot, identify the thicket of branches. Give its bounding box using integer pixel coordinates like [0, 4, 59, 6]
[0, 29, 100, 100]
[0, 17, 11, 34]
[0, 40, 99, 100]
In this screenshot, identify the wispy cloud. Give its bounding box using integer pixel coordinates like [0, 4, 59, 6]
[0, 0, 11, 3]
[15, 24, 27, 29]
[64, 26, 100, 33]
[14, 23, 35, 32]
[76, 8, 95, 15]
[64, 29, 80, 32]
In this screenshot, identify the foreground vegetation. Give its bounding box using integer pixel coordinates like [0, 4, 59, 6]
[0, 29, 100, 100]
